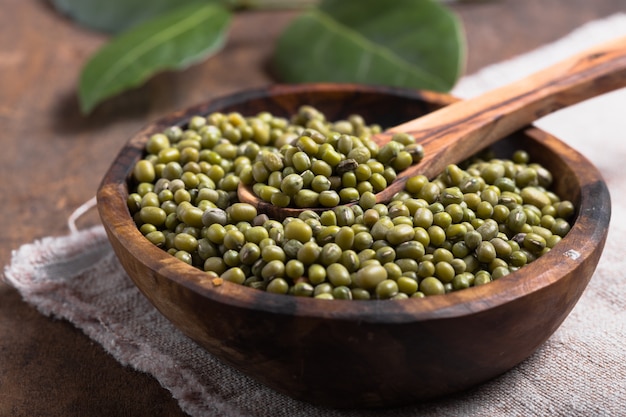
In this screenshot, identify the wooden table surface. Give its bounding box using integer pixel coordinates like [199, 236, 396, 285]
[1, 1, 623, 415]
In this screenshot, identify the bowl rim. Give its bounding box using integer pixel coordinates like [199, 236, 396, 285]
[97, 83, 611, 324]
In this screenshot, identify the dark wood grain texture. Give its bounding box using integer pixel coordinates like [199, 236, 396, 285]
[97, 86, 610, 408]
[1, 0, 623, 415]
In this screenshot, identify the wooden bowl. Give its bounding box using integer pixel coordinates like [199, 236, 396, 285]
[97, 84, 610, 408]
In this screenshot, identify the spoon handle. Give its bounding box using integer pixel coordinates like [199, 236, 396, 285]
[377, 36, 626, 202]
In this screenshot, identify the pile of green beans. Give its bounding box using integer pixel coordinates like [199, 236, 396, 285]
[239, 105, 424, 208]
[128, 107, 574, 300]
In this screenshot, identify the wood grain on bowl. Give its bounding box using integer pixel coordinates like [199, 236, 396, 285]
[97, 84, 609, 408]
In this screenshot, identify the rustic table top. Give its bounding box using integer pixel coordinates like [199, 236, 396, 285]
[1, 0, 623, 415]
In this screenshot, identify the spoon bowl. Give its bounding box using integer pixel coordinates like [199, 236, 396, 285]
[97, 82, 610, 408]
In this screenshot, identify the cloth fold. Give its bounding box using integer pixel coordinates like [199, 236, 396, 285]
[4, 13, 626, 417]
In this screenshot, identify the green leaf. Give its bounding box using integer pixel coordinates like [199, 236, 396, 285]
[78, 3, 232, 114]
[274, 0, 465, 92]
[50, 0, 207, 33]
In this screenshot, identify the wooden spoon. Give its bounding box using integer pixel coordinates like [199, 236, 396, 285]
[238, 36, 626, 219]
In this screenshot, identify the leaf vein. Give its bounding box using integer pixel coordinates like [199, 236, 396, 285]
[311, 9, 448, 89]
